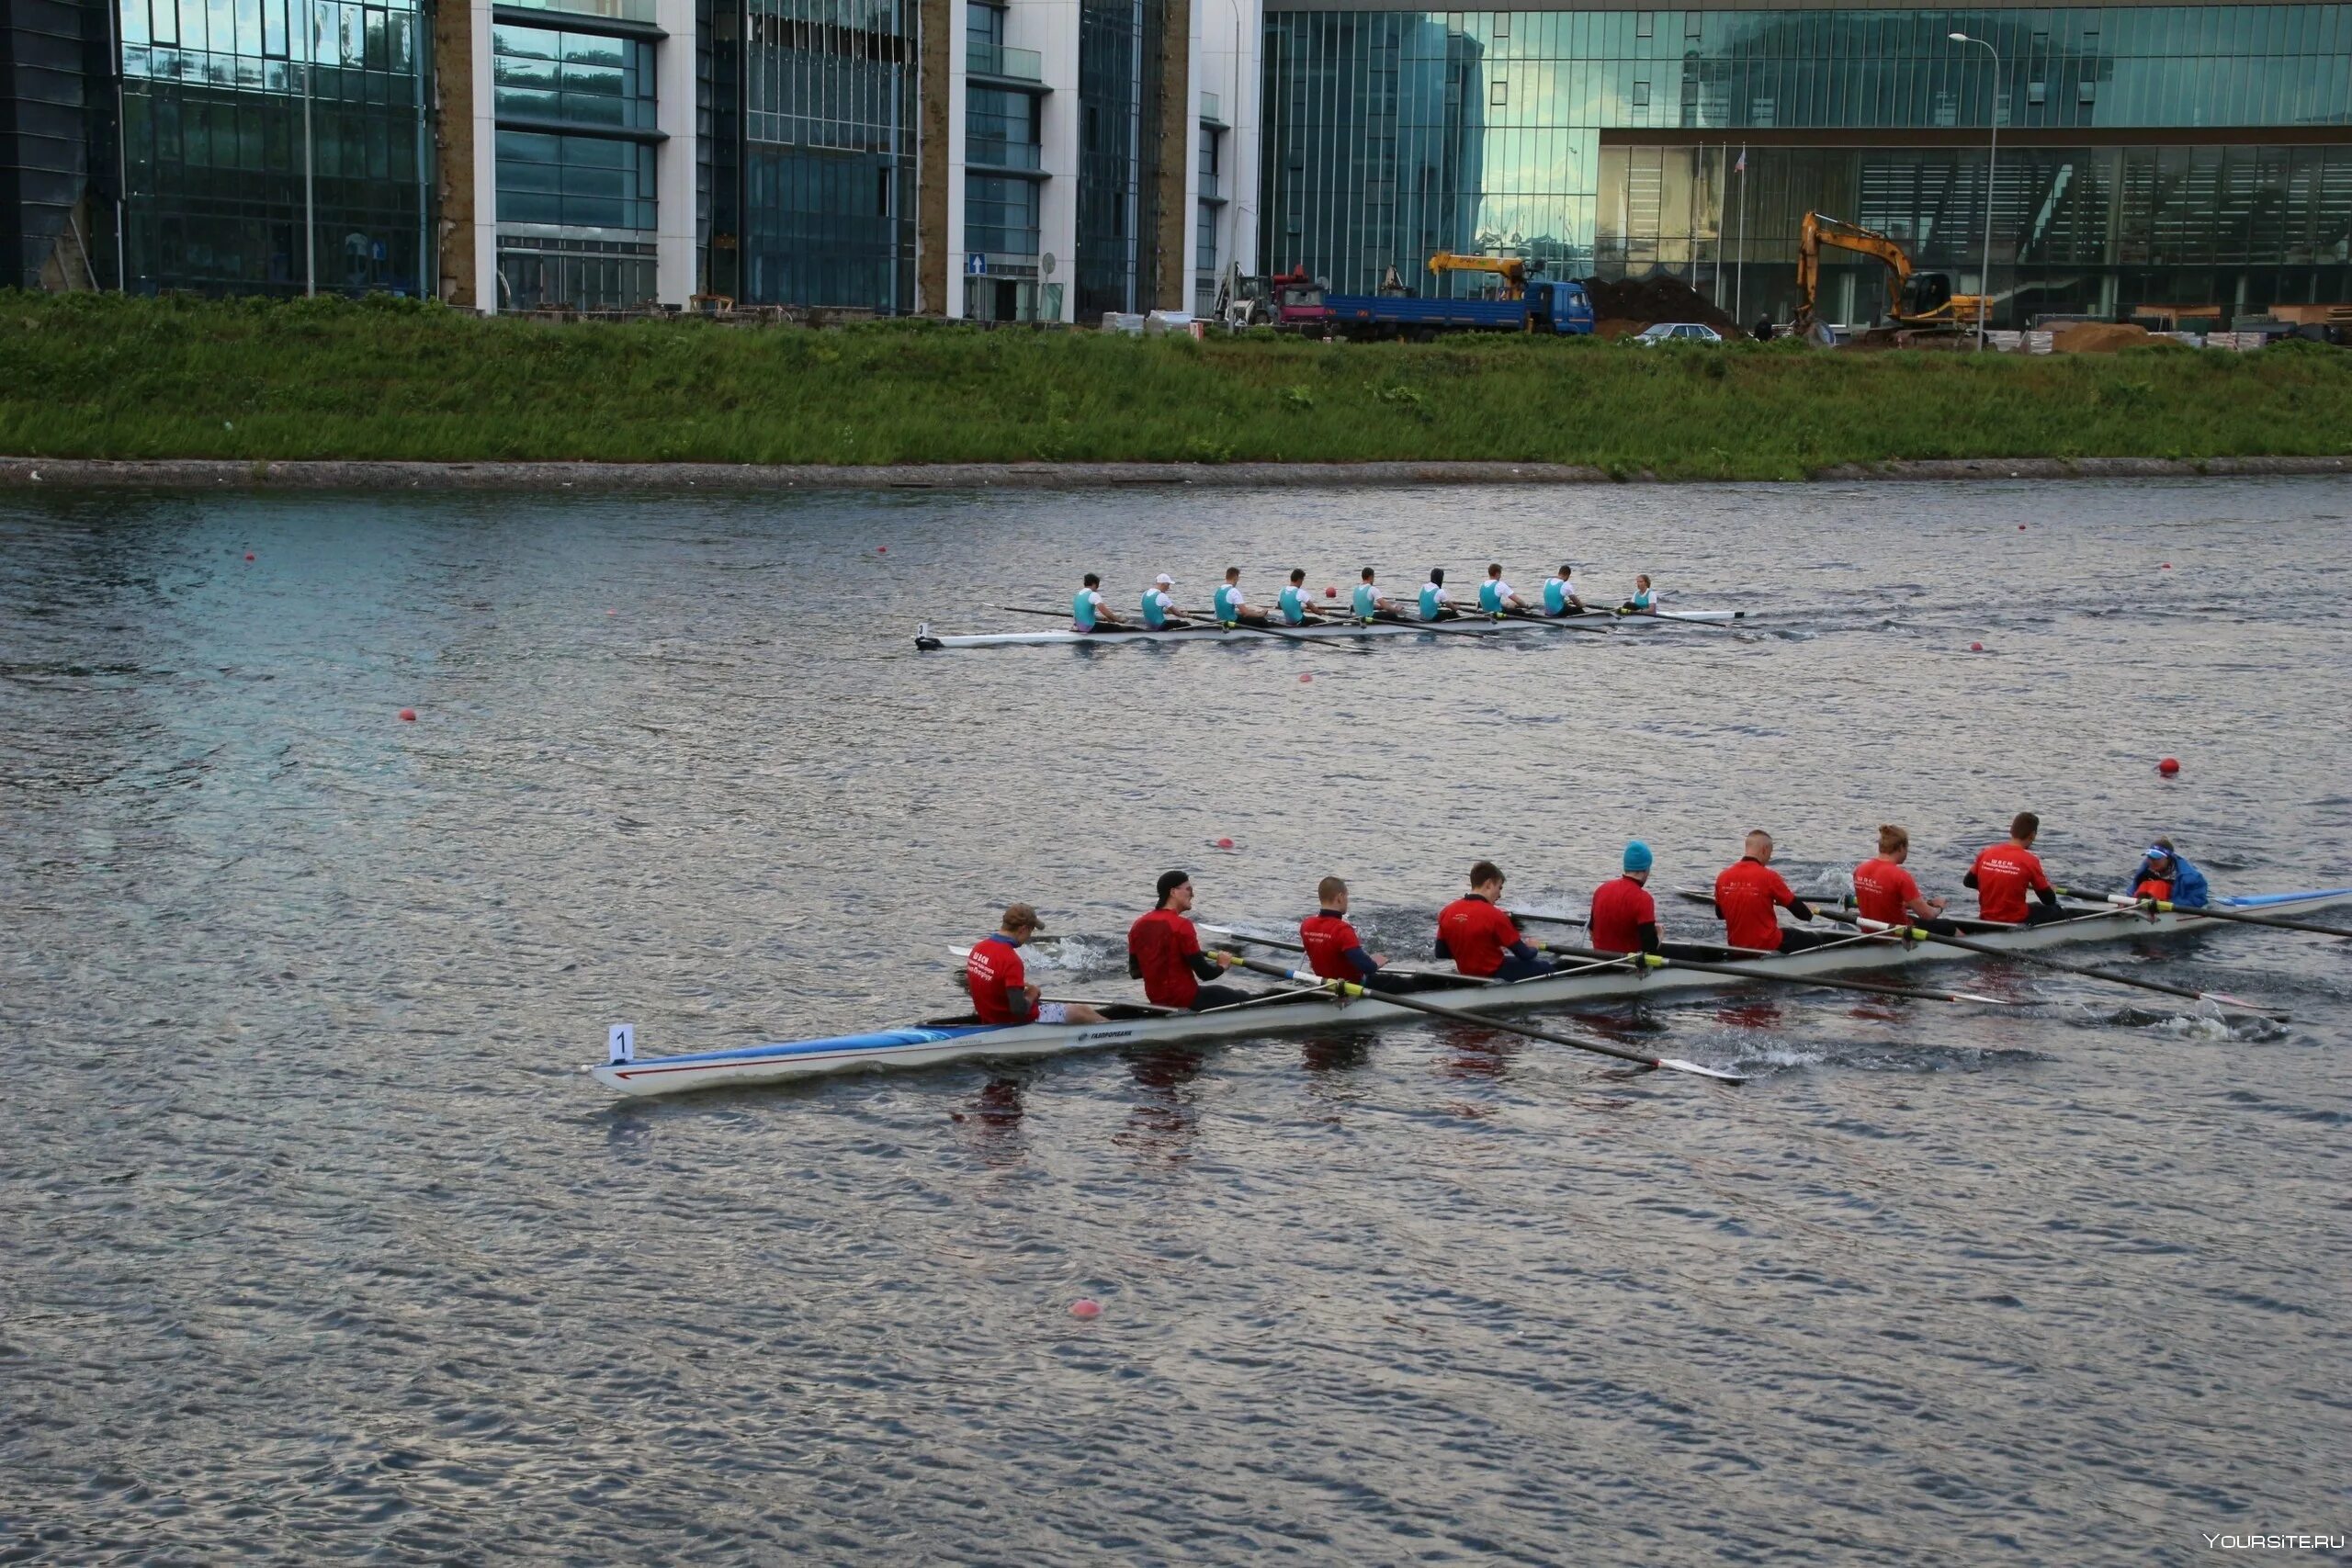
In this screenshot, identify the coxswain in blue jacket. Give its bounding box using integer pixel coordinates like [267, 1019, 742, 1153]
[2128, 838, 2210, 908]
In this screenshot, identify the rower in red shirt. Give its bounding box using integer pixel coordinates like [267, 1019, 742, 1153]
[1127, 870, 1250, 1010]
[966, 904, 1106, 1026]
[1301, 876, 1451, 992]
[1853, 824, 1955, 933]
[1713, 829, 1835, 953]
[1435, 861, 1555, 981]
[1588, 840, 1662, 955]
[1964, 812, 2064, 925]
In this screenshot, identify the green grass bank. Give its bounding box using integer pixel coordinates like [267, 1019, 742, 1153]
[6, 293, 2352, 480]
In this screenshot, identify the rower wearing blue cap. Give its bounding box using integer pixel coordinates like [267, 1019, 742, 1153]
[2128, 838, 2209, 908]
[1588, 840, 1662, 954]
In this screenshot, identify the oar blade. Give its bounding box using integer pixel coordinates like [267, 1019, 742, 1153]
[1657, 1057, 1747, 1083]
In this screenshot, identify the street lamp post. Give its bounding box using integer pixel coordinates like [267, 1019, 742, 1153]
[1950, 31, 1998, 348]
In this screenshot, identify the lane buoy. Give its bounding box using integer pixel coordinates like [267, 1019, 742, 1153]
[1969, 642, 1984, 652]
[399, 708, 417, 722]
[1214, 837, 1235, 850]
[1299, 673, 1313, 683]
[1324, 585, 1338, 598]
[876, 546, 888, 554]
[1069, 1299, 1102, 1320]
[2158, 757, 2180, 776]
[243, 552, 255, 561]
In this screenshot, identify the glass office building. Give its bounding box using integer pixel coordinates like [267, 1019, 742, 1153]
[1075, 0, 1168, 318]
[1262, 6, 2352, 323]
[735, 0, 916, 310]
[108, 0, 431, 295]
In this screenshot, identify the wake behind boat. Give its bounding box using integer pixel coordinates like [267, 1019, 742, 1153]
[588, 886, 2351, 1098]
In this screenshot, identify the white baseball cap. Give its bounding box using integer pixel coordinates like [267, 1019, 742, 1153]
[1155, 573, 1174, 586]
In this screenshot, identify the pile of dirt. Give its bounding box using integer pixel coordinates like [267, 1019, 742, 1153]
[1579, 275, 1744, 337]
[2052, 321, 2154, 354]
[1594, 318, 1645, 340]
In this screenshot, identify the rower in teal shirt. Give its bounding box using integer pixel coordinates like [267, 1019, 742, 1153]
[1418, 568, 1453, 621]
[1351, 567, 1390, 623]
[1072, 571, 1119, 632]
[1620, 573, 1658, 615]
[1277, 569, 1318, 626]
[1141, 573, 1182, 629]
[1476, 563, 1526, 615]
[1542, 565, 1583, 616]
[1214, 566, 1269, 626]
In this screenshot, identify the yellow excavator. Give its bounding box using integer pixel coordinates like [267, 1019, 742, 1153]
[1428, 251, 1529, 300]
[1794, 211, 1992, 338]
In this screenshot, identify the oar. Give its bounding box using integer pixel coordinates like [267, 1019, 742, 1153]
[1508, 908, 1590, 929]
[1217, 953, 1744, 1084]
[2059, 888, 2352, 941]
[1197, 923, 1491, 985]
[1477, 604, 1612, 635]
[1541, 942, 2015, 1007]
[1808, 908, 2289, 1019]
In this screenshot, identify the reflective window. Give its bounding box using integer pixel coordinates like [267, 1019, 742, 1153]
[492, 23, 656, 130]
[495, 130, 656, 230]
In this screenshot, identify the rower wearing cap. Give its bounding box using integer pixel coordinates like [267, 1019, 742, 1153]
[1476, 563, 1528, 615]
[1301, 877, 1453, 993]
[967, 905, 1107, 1026]
[2127, 837, 2209, 908]
[1542, 564, 1585, 617]
[1588, 841, 1662, 955]
[1965, 812, 2064, 925]
[1351, 567, 1398, 624]
[1128, 870, 1250, 1010]
[1417, 568, 1456, 622]
[1277, 569, 1324, 626]
[1213, 566, 1272, 626]
[1619, 574, 1660, 615]
[1713, 829, 1837, 953]
[1436, 861, 1555, 981]
[1853, 825, 1954, 932]
[1141, 573, 1189, 630]
[1071, 572, 1122, 633]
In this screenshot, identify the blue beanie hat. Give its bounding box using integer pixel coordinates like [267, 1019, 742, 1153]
[1623, 840, 1654, 874]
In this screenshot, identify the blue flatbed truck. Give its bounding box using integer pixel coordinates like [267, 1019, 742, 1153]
[1298, 279, 1598, 339]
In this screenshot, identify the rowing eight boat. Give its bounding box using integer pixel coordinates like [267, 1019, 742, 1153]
[587, 886, 2349, 1098]
[915, 607, 1742, 649]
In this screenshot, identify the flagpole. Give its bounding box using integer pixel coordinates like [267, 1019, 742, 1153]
[1734, 144, 1748, 326]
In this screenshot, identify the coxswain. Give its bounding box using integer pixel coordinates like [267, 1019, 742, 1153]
[1964, 812, 2064, 925]
[1619, 573, 1659, 615]
[1542, 564, 1585, 617]
[1214, 566, 1271, 626]
[1071, 572, 1122, 633]
[1588, 840, 1662, 955]
[1277, 568, 1324, 626]
[2127, 837, 2209, 908]
[1713, 829, 1836, 953]
[1128, 870, 1250, 1010]
[1417, 568, 1456, 622]
[966, 905, 1106, 1026]
[1476, 563, 1527, 615]
[1140, 573, 1189, 630]
[1854, 824, 1955, 933]
[1436, 861, 1555, 981]
[1352, 567, 1397, 624]
[1301, 876, 1447, 992]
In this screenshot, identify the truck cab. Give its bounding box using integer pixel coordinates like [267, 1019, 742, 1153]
[1526, 279, 1596, 335]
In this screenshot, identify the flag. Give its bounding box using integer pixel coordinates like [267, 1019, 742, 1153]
[1734, 147, 1747, 175]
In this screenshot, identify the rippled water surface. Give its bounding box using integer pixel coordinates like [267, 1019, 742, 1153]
[6, 478, 2352, 1565]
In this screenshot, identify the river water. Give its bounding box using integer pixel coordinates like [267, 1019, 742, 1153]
[5, 477, 2350, 1565]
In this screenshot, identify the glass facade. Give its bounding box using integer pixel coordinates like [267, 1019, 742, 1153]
[112, 0, 430, 295]
[1076, 0, 1167, 317]
[739, 0, 915, 311]
[492, 17, 660, 310]
[1262, 6, 2352, 321]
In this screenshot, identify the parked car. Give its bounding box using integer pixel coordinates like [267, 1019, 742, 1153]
[1632, 321, 1724, 344]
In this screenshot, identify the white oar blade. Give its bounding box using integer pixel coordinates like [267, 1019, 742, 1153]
[1658, 1057, 1746, 1083]
[1954, 992, 2015, 1006]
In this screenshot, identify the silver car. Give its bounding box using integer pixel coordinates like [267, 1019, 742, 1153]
[1632, 321, 1724, 344]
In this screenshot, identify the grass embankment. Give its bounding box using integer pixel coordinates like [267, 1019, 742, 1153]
[6, 292, 2351, 479]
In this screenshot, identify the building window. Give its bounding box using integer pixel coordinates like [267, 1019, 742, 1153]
[1634, 11, 1651, 39]
[1632, 81, 1649, 107]
[495, 131, 657, 230]
[492, 24, 657, 132]
[1197, 201, 1216, 273]
[1490, 79, 1506, 107]
[1492, 12, 1506, 38]
[966, 174, 1041, 257]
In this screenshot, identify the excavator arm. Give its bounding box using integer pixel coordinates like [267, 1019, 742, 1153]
[1795, 211, 1913, 329]
[1427, 251, 1528, 300]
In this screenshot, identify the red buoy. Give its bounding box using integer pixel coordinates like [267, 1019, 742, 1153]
[1299, 673, 1313, 683]
[1324, 585, 1338, 598]
[2158, 757, 2180, 775]
[1216, 837, 1235, 850]
[1969, 642, 1984, 652]
[2018, 524, 2027, 530]
[1069, 1299, 1102, 1320]
[243, 552, 255, 561]
[876, 546, 888, 554]
[399, 708, 417, 722]
[2161, 562, 2172, 570]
